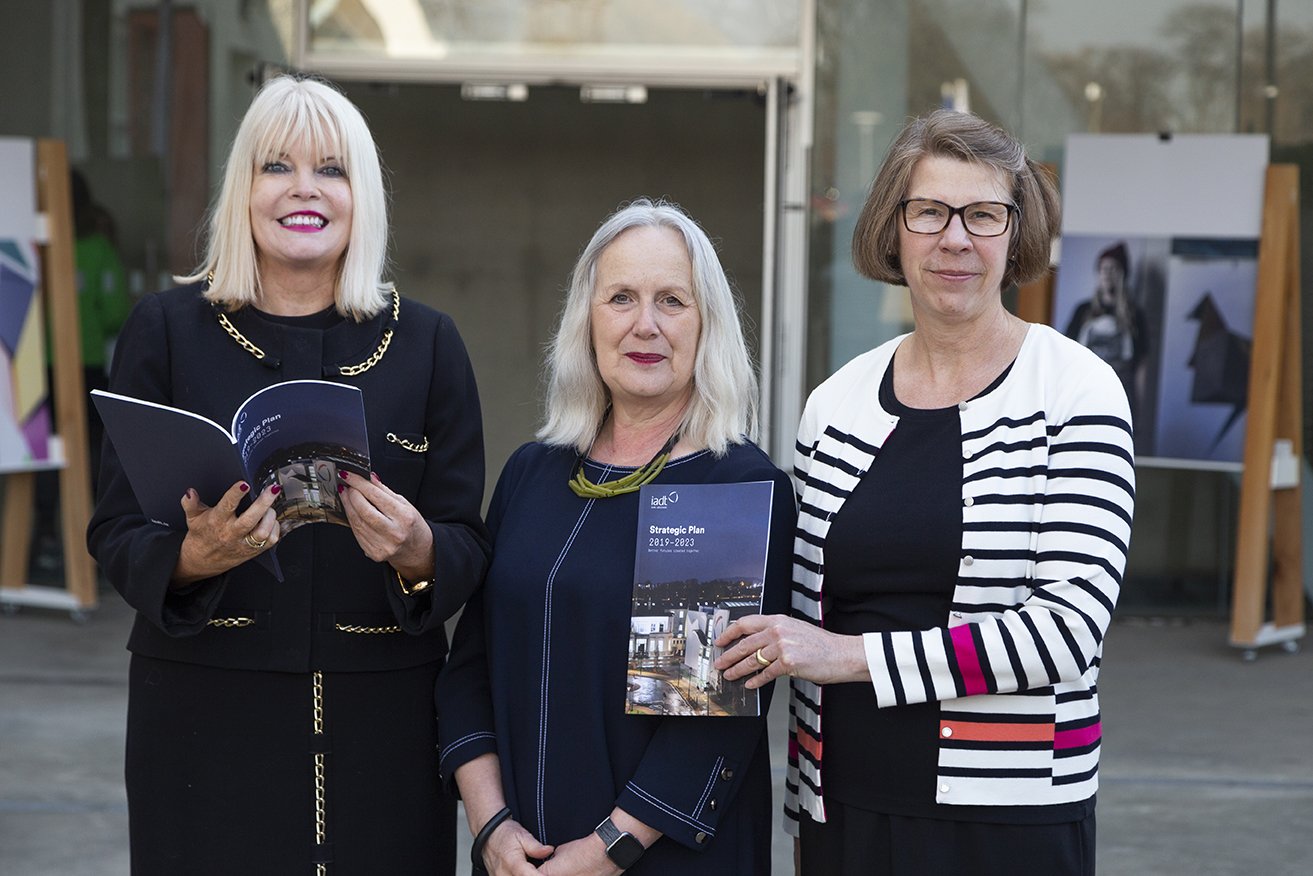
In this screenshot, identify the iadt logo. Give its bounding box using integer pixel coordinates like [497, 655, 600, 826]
[650, 490, 679, 508]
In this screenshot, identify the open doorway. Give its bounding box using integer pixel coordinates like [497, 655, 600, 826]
[342, 82, 767, 495]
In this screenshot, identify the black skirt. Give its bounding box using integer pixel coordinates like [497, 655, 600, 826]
[799, 799, 1096, 876]
[125, 655, 456, 875]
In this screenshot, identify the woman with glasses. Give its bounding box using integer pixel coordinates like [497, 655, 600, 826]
[715, 109, 1135, 875]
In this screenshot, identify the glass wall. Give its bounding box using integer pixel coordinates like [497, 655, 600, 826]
[304, 0, 800, 79]
[808, 0, 1313, 612]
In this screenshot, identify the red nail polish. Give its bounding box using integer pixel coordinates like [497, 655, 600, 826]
[338, 470, 348, 480]
[337, 484, 345, 494]
[271, 484, 282, 495]
[239, 482, 250, 493]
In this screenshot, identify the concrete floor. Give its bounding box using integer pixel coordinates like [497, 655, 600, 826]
[2, 594, 1310, 875]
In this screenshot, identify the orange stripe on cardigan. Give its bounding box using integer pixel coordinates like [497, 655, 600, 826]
[793, 725, 823, 762]
[939, 720, 1056, 744]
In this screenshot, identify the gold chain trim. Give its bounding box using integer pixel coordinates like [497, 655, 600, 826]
[312, 671, 324, 734]
[212, 285, 400, 375]
[216, 311, 266, 359]
[312, 671, 327, 868]
[338, 329, 392, 375]
[334, 623, 403, 635]
[386, 432, 429, 454]
[314, 752, 327, 843]
[207, 616, 254, 628]
[338, 288, 400, 376]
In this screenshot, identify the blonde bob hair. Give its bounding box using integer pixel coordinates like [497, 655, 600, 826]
[852, 108, 1060, 290]
[178, 75, 391, 320]
[538, 199, 758, 457]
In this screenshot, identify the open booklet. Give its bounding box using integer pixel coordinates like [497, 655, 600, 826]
[625, 480, 776, 718]
[92, 380, 371, 581]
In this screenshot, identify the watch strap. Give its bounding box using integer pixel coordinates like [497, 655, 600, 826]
[594, 816, 645, 869]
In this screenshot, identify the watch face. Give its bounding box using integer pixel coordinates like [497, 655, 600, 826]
[606, 832, 645, 869]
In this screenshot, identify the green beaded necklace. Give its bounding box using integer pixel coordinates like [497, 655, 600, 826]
[569, 431, 679, 499]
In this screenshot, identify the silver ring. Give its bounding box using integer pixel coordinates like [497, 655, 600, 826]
[754, 648, 770, 667]
[243, 533, 268, 550]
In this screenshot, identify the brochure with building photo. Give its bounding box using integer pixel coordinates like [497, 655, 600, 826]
[93, 380, 371, 580]
[626, 480, 775, 718]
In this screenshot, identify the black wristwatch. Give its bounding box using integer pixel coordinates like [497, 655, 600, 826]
[594, 816, 645, 869]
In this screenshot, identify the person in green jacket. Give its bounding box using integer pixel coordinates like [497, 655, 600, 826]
[32, 170, 133, 576]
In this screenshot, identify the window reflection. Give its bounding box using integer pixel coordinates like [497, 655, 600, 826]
[308, 0, 801, 58]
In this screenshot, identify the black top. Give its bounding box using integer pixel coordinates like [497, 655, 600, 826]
[436, 441, 796, 873]
[822, 359, 963, 816]
[87, 284, 491, 672]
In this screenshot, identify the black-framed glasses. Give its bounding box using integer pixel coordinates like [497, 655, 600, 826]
[899, 199, 1016, 237]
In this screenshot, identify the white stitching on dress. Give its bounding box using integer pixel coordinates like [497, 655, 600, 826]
[624, 781, 716, 833]
[536, 486, 601, 838]
[691, 755, 724, 820]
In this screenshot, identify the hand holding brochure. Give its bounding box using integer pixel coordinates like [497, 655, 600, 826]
[625, 480, 775, 717]
[92, 380, 371, 579]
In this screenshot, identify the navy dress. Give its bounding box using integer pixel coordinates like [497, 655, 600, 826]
[438, 441, 795, 874]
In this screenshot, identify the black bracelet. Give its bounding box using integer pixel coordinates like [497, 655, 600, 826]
[470, 806, 513, 874]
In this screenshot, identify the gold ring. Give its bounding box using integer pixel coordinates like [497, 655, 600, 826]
[755, 648, 770, 667]
[243, 533, 268, 550]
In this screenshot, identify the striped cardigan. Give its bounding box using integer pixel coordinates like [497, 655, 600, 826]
[784, 324, 1135, 832]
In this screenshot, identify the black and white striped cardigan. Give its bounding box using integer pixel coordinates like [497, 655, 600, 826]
[784, 323, 1135, 832]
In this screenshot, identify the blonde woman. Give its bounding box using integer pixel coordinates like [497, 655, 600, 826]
[88, 75, 487, 874]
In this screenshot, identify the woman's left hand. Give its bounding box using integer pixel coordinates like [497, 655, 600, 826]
[535, 835, 621, 876]
[338, 470, 434, 582]
[714, 614, 869, 689]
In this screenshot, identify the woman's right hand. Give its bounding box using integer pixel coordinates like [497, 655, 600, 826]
[479, 817, 555, 876]
[459, 754, 555, 875]
[172, 481, 279, 587]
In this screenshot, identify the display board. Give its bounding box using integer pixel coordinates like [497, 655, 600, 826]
[1, 139, 96, 614]
[0, 137, 53, 472]
[1053, 134, 1269, 467]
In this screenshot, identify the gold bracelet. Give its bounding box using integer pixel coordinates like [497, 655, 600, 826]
[394, 569, 433, 597]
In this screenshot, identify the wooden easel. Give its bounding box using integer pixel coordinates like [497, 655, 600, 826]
[0, 139, 96, 617]
[1229, 163, 1304, 656]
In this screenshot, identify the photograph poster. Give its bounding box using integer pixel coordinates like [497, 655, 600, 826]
[626, 480, 775, 718]
[0, 137, 52, 472]
[1054, 134, 1267, 466]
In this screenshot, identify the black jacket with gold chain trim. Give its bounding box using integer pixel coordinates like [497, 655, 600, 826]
[88, 282, 490, 673]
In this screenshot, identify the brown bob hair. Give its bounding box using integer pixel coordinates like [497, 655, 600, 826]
[852, 108, 1060, 290]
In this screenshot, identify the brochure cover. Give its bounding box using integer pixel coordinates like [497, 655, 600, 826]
[626, 480, 775, 718]
[92, 380, 371, 579]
